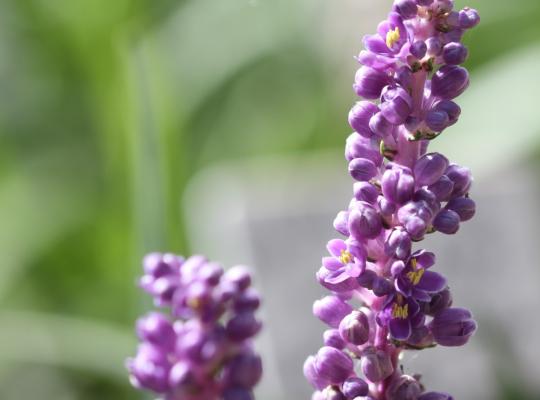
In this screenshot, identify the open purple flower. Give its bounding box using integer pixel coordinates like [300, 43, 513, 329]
[363, 12, 410, 61]
[377, 293, 423, 341]
[393, 250, 447, 301]
[322, 239, 367, 284]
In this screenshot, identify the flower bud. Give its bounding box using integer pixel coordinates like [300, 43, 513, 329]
[324, 329, 347, 349]
[339, 310, 370, 345]
[382, 165, 415, 204]
[304, 356, 329, 390]
[369, 112, 394, 138]
[345, 133, 383, 165]
[349, 102, 379, 138]
[428, 175, 454, 202]
[361, 347, 393, 382]
[414, 152, 449, 186]
[356, 269, 378, 289]
[395, 66, 412, 89]
[372, 276, 394, 296]
[223, 388, 254, 400]
[226, 312, 261, 341]
[431, 65, 469, 100]
[443, 42, 468, 65]
[128, 343, 171, 393]
[136, 313, 176, 350]
[224, 266, 252, 290]
[430, 307, 477, 346]
[445, 164, 472, 196]
[225, 351, 262, 388]
[385, 228, 412, 260]
[394, 0, 418, 19]
[315, 347, 354, 384]
[380, 86, 413, 125]
[410, 40, 427, 59]
[426, 37, 442, 56]
[424, 287, 453, 316]
[333, 211, 350, 236]
[354, 66, 391, 99]
[386, 375, 422, 400]
[354, 182, 379, 204]
[349, 158, 378, 181]
[342, 377, 369, 398]
[349, 202, 383, 240]
[433, 100, 461, 126]
[433, 209, 460, 234]
[378, 195, 397, 217]
[425, 110, 449, 132]
[446, 197, 475, 221]
[313, 296, 353, 328]
[459, 8, 480, 29]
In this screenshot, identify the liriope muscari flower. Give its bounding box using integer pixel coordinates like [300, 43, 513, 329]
[127, 253, 262, 400]
[306, 1, 479, 398]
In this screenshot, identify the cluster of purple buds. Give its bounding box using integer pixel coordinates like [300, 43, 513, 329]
[127, 253, 262, 400]
[307, 1, 479, 399]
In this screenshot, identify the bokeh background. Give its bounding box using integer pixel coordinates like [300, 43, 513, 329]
[1, 0, 540, 399]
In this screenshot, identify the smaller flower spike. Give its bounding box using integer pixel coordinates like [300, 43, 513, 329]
[306, 0, 480, 398]
[127, 253, 262, 400]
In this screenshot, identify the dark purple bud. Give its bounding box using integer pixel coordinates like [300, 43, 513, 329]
[385, 229, 412, 260]
[380, 86, 413, 125]
[430, 307, 477, 346]
[445, 164, 472, 196]
[431, 65, 469, 100]
[442, 28, 464, 44]
[354, 182, 379, 204]
[349, 202, 382, 240]
[226, 312, 261, 341]
[234, 288, 261, 312]
[349, 102, 379, 138]
[418, 392, 454, 400]
[413, 188, 440, 215]
[382, 165, 415, 204]
[349, 158, 378, 182]
[372, 276, 394, 296]
[414, 152, 449, 186]
[345, 133, 383, 165]
[128, 343, 170, 393]
[143, 252, 178, 277]
[416, 0, 433, 5]
[334, 211, 350, 236]
[361, 347, 393, 382]
[324, 329, 347, 349]
[398, 201, 433, 240]
[410, 40, 427, 59]
[313, 296, 353, 328]
[386, 375, 422, 400]
[369, 112, 394, 138]
[136, 313, 175, 350]
[224, 265, 252, 291]
[406, 325, 435, 348]
[459, 8, 480, 29]
[356, 269, 378, 289]
[339, 310, 370, 345]
[394, 0, 418, 19]
[425, 110, 450, 132]
[342, 377, 369, 398]
[446, 197, 476, 221]
[425, 287, 453, 316]
[152, 275, 179, 305]
[198, 262, 223, 286]
[223, 388, 254, 400]
[428, 175, 454, 202]
[426, 37, 442, 56]
[395, 66, 413, 89]
[353, 67, 391, 99]
[315, 347, 354, 384]
[433, 209, 460, 234]
[443, 42, 469, 65]
[304, 356, 329, 390]
[225, 352, 262, 388]
[434, 100, 461, 126]
[446, 11, 460, 27]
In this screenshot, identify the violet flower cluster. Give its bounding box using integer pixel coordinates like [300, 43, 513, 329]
[127, 253, 262, 400]
[305, 1, 479, 399]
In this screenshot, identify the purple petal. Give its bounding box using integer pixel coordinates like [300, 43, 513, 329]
[327, 239, 346, 257]
[411, 288, 432, 302]
[363, 34, 392, 55]
[322, 257, 343, 271]
[416, 270, 447, 292]
[413, 250, 436, 269]
[395, 276, 412, 296]
[389, 318, 411, 340]
[345, 262, 363, 278]
[325, 269, 352, 284]
[356, 51, 396, 70]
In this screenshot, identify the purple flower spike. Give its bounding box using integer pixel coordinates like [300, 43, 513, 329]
[431, 65, 469, 100]
[430, 307, 477, 346]
[349, 102, 379, 138]
[414, 153, 449, 187]
[354, 67, 392, 99]
[306, 2, 480, 398]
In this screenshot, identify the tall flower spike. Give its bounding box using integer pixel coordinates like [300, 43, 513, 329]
[306, 1, 479, 399]
[127, 253, 262, 400]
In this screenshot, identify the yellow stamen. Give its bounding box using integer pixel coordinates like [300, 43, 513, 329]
[339, 250, 353, 264]
[391, 302, 409, 319]
[386, 27, 401, 48]
[407, 268, 425, 285]
[410, 258, 418, 270]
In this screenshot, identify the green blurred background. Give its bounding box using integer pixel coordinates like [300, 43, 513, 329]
[1, 0, 539, 399]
